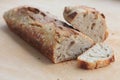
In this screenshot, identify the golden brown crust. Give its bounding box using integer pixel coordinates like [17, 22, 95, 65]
[78, 55, 115, 70]
[63, 5, 97, 23]
[4, 6, 90, 63]
[104, 31, 109, 41]
[6, 19, 55, 62]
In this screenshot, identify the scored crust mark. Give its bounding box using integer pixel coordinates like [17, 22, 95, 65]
[29, 15, 36, 20]
[27, 7, 40, 14]
[68, 12, 77, 19]
[91, 23, 96, 30]
[40, 12, 46, 17]
[101, 13, 105, 19]
[30, 22, 42, 27]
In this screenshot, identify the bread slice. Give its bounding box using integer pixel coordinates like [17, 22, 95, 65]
[77, 43, 115, 69]
[63, 6, 108, 43]
[3, 6, 95, 63]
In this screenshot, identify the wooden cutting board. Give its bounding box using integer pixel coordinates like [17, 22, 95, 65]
[0, 0, 120, 80]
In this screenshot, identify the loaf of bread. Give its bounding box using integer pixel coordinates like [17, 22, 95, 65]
[77, 43, 115, 69]
[3, 6, 95, 63]
[63, 6, 108, 42]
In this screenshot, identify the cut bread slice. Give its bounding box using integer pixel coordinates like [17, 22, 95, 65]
[64, 6, 108, 42]
[77, 43, 115, 69]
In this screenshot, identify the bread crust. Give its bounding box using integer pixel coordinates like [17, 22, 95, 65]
[104, 31, 109, 41]
[4, 6, 94, 63]
[64, 6, 108, 42]
[5, 17, 55, 63]
[78, 54, 115, 70]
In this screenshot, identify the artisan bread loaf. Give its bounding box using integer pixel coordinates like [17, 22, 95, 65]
[3, 6, 94, 63]
[63, 6, 108, 42]
[77, 43, 115, 69]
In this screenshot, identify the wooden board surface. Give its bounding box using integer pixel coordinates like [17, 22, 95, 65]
[0, 0, 120, 80]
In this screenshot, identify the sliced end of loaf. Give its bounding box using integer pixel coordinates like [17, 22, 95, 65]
[53, 32, 94, 63]
[63, 6, 108, 42]
[77, 43, 115, 69]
